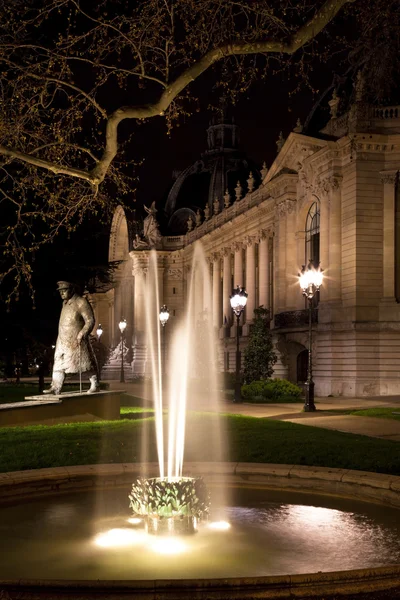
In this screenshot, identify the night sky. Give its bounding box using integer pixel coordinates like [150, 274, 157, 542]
[0, 56, 335, 365]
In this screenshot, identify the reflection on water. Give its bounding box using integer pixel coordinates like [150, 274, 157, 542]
[1, 487, 400, 580]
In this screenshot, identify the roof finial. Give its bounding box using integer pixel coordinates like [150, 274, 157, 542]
[247, 172, 254, 193]
[235, 180, 243, 202]
[261, 161, 268, 180]
[224, 188, 231, 208]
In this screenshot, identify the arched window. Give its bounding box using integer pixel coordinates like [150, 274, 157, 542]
[305, 201, 320, 266]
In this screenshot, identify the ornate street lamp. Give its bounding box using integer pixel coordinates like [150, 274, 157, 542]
[119, 318, 127, 383]
[159, 305, 170, 379]
[299, 261, 323, 412]
[230, 286, 248, 403]
[96, 324, 103, 341]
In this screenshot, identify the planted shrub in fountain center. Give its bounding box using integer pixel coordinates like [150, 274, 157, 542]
[129, 476, 211, 535]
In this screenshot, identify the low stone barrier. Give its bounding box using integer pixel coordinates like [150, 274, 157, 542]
[0, 390, 122, 427]
[1, 462, 400, 599]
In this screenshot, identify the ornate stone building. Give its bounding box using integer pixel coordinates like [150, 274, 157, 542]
[93, 85, 400, 397]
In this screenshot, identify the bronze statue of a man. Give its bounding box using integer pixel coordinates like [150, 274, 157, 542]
[44, 281, 100, 395]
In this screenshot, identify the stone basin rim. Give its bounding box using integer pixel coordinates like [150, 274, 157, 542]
[1, 462, 400, 600]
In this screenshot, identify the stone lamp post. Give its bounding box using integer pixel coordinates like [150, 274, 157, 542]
[298, 261, 323, 412]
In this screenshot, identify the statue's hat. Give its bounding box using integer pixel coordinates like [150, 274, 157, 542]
[56, 281, 73, 290]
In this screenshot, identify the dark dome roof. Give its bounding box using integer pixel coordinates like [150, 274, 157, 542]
[164, 114, 261, 235]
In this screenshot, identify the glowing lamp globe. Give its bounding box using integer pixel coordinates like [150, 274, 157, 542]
[299, 261, 323, 299]
[96, 324, 103, 340]
[119, 318, 127, 334]
[229, 286, 248, 316]
[159, 305, 170, 327]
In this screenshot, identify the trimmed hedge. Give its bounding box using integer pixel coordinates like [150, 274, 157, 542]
[241, 378, 303, 403]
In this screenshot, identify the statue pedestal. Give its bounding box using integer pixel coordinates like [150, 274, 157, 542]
[0, 390, 122, 427]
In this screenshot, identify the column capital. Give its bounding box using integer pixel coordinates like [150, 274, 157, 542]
[221, 246, 231, 258]
[380, 170, 398, 185]
[231, 241, 244, 252]
[244, 235, 256, 247]
[211, 251, 221, 262]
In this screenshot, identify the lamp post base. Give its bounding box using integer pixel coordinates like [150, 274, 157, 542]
[303, 380, 316, 412]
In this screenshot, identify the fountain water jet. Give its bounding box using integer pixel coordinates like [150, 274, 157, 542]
[135, 243, 224, 533]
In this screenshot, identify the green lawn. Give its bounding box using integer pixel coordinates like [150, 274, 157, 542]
[0, 413, 399, 475]
[351, 407, 400, 421]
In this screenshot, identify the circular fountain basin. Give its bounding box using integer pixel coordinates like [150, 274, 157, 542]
[1, 462, 400, 599]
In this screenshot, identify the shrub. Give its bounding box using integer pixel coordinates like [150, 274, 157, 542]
[241, 378, 303, 402]
[243, 306, 277, 383]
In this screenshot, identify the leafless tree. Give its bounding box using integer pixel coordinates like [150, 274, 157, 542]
[0, 0, 397, 300]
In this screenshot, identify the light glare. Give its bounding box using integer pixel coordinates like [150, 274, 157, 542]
[149, 537, 187, 555]
[127, 517, 142, 525]
[208, 521, 231, 531]
[94, 528, 141, 548]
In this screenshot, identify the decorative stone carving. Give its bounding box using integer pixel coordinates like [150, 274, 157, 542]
[277, 199, 296, 217]
[224, 189, 230, 208]
[235, 181, 243, 202]
[221, 247, 231, 257]
[187, 215, 193, 232]
[167, 268, 183, 280]
[231, 241, 243, 253]
[213, 196, 220, 215]
[380, 171, 398, 185]
[314, 174, 343, 198]
[195, 209, 202, 227]
[143, 201, 162, 248]
[204, 203, 210, 220]
[276, 131, 285, 153]
[211, 251, 220, 262]
[247, 172, 254, 193]
[293, 118, 303, 133]
[355, 70, 365, 102]
[244, 235, 255, 247]
[261, 161, 268, 180]
[328, 89, 340, 119]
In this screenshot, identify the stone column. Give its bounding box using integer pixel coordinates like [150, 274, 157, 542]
[131, 257, 148, 375]
[276, 202, 287, 313]
[222, 248, 232, 328]
[212, 253, 221, 329]
[319, 194, 330, 303]
[233, 242, 244, 288]
[258, 231, 270, 310]
[295, 230, 306, 309]
[285, 200, 298, 310]
[327, 175, 343, 303]
[203, 257, 212, 317]
[245, 236, 256, 323]
[113, 281, 122, 347]
[380, 171, 398, 301]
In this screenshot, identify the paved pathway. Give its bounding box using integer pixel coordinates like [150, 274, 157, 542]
[106, 380, 400, 441]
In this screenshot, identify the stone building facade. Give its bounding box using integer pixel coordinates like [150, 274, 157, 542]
[93, 90, 400, 397]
